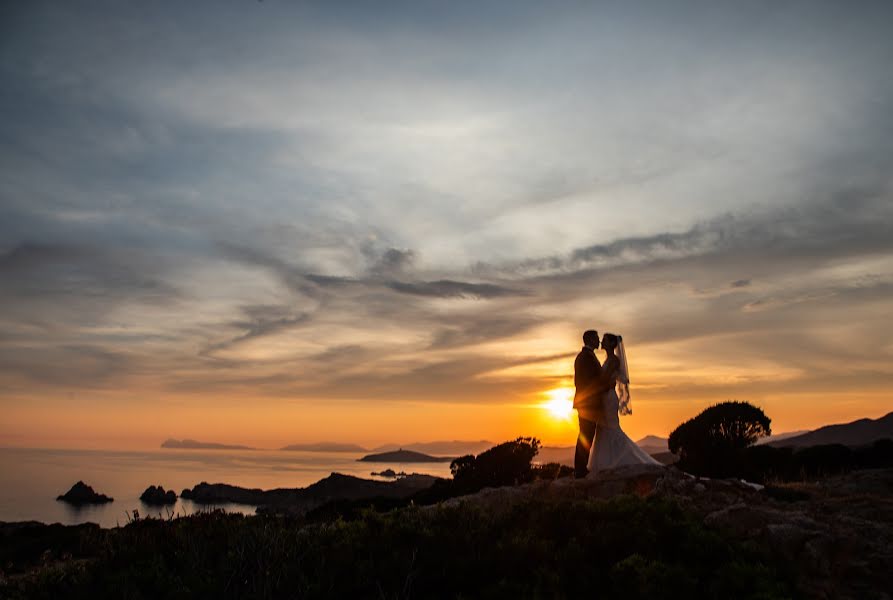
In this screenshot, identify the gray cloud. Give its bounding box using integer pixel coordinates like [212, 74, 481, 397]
[202, 305, 311, 357]
[428, 317, 542, 350]
[385, 279, 523, 299]
[0, 242, 182, 335]
[366, 247, 416, 276]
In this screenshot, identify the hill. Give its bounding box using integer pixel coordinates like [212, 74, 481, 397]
[181, 472, 438, 513]
[357, 449, 454, 463]
[771, 411, 893, 448]
[636, 435, 668, 454]
[756, 429, 811, 445]
[279, 442, 367, 452]
[161, 439, 254, 450]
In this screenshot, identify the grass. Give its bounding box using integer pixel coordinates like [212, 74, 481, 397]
[3, 493, 792, 599]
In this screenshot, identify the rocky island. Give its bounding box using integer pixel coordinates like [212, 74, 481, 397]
[358, 449, 454, 463]
[139, 485, 177, 505]
[161, 439, 255, 450]
[56, 481, 113, 505]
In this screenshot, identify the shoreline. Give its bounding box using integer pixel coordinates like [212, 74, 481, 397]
[6, 470, 444, 529]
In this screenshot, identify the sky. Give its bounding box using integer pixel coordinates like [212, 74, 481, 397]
[1, 0, 891, 450]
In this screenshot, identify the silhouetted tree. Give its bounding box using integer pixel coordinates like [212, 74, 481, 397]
[450, 437, 541, 489]
[669, 401, 771, 477]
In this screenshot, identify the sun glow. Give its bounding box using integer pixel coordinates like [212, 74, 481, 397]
[542, 388, 575, 421]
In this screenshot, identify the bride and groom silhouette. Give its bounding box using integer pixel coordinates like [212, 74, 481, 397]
[573, 330, 660, 478]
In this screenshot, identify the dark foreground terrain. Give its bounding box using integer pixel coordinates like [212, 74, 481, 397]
[2, 466, 891, 599]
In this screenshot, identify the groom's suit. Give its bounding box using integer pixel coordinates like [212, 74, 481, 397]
[573, 346, 607, 478]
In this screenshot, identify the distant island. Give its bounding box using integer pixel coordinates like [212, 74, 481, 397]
[358, 449, 455, 463]
[161, 439, 255, 450]
[280, 442, 368, 453]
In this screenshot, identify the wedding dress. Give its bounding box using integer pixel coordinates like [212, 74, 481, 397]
[587, 340, 661, 475]
[587, 386, 661, 474]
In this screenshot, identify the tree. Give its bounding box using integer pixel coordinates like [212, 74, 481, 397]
[450, 437, 541, 489]
[668, 401, 771, 477]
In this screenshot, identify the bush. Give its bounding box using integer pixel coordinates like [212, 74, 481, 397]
[405, 437, 542, 506]
[682, 438, 893, 484]
[669, 401, 771, 477]
[450, 436, 541, 489]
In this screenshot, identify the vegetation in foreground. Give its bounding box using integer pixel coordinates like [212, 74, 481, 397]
[2, 493, 790, 599]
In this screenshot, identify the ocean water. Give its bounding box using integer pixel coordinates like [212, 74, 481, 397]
[0, 447, 454, 528]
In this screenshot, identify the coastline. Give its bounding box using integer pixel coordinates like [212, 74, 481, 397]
[0, 447, 455, 528]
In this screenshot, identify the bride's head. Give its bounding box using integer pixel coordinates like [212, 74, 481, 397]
[601, 333, 620, 352]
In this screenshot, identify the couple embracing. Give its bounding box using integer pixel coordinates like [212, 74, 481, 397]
[573, 330, 660, 478]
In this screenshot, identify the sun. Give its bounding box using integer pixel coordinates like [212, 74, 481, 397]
[542, 388, 575, 421]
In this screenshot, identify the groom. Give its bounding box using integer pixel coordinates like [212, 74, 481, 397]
[573, 329, 610, 478]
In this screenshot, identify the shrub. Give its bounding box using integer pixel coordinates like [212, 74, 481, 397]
[450, 436, 541, 489]
[669, 401, 771, 477]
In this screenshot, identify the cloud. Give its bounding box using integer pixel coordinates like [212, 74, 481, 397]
[202, 305, 311, 357]
[366, 247, 416, 276]
[1, 0, 892, 432]
[385, 279, 523, 299]
[0, 242, 182, 331]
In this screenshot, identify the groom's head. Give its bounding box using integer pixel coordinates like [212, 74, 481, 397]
[583, 330, 599, 349]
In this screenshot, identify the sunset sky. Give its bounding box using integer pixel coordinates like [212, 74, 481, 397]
[1, 1, 891, 450]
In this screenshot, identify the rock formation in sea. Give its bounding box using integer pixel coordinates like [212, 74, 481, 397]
[56, 481, 113, 505]
[140, 485, 177, 505]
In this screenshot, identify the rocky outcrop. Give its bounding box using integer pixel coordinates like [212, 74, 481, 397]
[56, 481, 113, 505]
[181, 483, 268, 505]
[182, 472, 440, 514]
[372, 469, 408, 478]
[140, 485, 177, 505]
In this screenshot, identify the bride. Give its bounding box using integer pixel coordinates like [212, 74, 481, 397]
[587, 333, 661, 475]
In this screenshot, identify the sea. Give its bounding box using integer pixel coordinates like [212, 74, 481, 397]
[0, 447, 454, 528]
